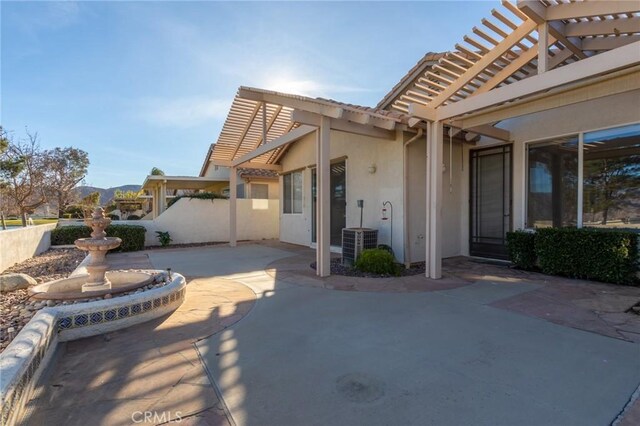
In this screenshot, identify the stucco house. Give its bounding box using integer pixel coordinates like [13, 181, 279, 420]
[203, 0, 640, 278]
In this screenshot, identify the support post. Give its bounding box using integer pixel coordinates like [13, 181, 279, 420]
[428, 121, 443, 279]
[425, 126, 431, 277]
[316, 117, 331, 277]
[229, 167, 237, 247]
[151, 187, 158, 219]
[538, 22, 549, 74]
[159, 181, 167, 215]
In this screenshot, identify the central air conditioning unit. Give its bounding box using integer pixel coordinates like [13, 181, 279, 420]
[342, 228, 378, 265]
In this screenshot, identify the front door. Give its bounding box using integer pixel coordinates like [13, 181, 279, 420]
[470, 145, 512, 259]
[312, 161, 347, 246]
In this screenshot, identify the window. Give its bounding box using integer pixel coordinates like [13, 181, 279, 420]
[583, 124, 640, 228]
[527, 136, 578, 228]
[236, 183, 245, 199]
[251, 183, 269, 199]
[283, 171, 303, 214]
[526, 124, 640, 229]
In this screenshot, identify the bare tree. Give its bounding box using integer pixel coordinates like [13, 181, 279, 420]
[44, 147, 89, 217]
[0, 129, 48, 226]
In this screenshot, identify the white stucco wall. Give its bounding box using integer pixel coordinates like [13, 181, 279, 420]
[0, 224, 57, 272]
[203, 164, 231, 179]
[279, 129, 406, 260]
[112, 198, 279, 246]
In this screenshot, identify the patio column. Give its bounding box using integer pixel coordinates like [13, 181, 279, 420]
[426, 121, 443, 279]
[316, 116, 331, 277]
[159, 180, 167, 215]
[229, 167, 237, 247]
[151, 186, 158, 219]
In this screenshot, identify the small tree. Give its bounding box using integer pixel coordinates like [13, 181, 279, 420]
[44, 147, 89, 218]
[150, 167, 165, 176]
[80, 191, 101, 212]
[0, 129, 48, 226]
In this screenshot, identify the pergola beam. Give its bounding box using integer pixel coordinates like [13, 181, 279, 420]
[292, 110, 396, 139]
[564, 16, 640, 37]
[436, 40, 640, 121]
[518, 1, 587, 59]
[429, 19, 538, 107]
[451, 67, 640, 129]
[544, 1, 640, 21]
[239, 87, 344, 119]
[231, 124, 317, 167]
[582, 35, 640, 51]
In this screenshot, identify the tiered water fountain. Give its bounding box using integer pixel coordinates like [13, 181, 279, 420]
[30, 207, 155, 299]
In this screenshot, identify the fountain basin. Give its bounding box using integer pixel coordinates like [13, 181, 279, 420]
[29, 271, 156, 300]
[75, 236, 122, 252]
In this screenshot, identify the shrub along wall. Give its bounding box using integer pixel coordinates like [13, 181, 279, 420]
[506, 227, 639, 285]
[51, 225, 146, 252]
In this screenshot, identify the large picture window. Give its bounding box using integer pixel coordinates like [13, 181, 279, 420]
[527, 124, 640, 229]
[583, 124, 640, 228]
[527, 137, 578, 228]
[283, 171, 303, 214]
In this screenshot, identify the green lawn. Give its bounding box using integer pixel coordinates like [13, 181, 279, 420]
[3, 218, 58, 226]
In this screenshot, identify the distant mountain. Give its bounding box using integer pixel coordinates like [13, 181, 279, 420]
[75, 185, 141, 204]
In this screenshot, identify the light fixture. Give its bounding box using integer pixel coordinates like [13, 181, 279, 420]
[368, 164, 377, 174]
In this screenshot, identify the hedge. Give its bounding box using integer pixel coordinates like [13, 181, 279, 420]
[506, 230, 536, 270]
[507, 227, 639, 285]
[167, 192, 228, 208]
[51, 225, 146, 252]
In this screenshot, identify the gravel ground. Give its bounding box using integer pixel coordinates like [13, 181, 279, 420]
[311, 258, 426, 278]
[1, 249, 169, 353]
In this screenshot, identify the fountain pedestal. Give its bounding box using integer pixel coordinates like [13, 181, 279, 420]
[75, 207, 122, 293]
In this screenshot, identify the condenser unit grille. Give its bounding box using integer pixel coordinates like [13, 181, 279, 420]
[342, 228, 378, 265]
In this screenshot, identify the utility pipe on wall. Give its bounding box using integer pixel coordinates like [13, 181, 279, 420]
[403, 128, 423, 268]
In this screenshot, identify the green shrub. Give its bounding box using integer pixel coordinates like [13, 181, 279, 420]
[127, 214, 141, 220]
[535, 227, 639, 285]
[156, 231, 172, 247]
[51, 225, 146, 252]
[167, 192, 228, 208]
[63, 205, 85, 219]
[506, 230, 537, 270]
[354, 248, 400, 276]
[108, 214, 119, 221]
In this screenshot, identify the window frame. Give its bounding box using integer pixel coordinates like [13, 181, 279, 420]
[524, 121, 640, 229]
[282, 170, 303, 215]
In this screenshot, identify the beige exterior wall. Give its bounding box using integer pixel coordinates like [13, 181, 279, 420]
[279, 128, 406, 260]
[114, 198, 279, 246]
[0, 224, 57, 272]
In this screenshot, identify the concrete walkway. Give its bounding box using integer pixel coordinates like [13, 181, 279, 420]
[22, 243, 640, 425]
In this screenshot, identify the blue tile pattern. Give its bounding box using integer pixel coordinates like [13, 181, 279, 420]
[4, 284, 184, 426]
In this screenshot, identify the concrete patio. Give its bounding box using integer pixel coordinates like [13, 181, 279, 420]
[21, 242, 640, 425]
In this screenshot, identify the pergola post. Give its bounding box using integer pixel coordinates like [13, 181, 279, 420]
[426, 121, 443, 279]
[229, 167, 237, 247]
[316, 117, 331, 277]
[151, 186, 158, 219]
[159, 180, 167, 215]
[537, 22, 549, 74]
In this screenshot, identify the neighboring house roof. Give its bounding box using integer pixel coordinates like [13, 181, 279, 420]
[199, 144, 215, 177]
[210, 86, 411, 167]
[238, 168, 279, 180]
[141, 175, 227, 191]
[385, 0, 640, 117]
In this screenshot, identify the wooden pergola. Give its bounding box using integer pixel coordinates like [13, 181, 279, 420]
[396, 0, 640, 278]
[209, 87, 409, 277]
[208, 0, 640, 279]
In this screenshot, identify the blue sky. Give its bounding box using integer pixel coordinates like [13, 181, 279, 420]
[2, 1, 492, 188]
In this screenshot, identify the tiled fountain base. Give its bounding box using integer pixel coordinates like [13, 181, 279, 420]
[20, 276, 256, 426]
